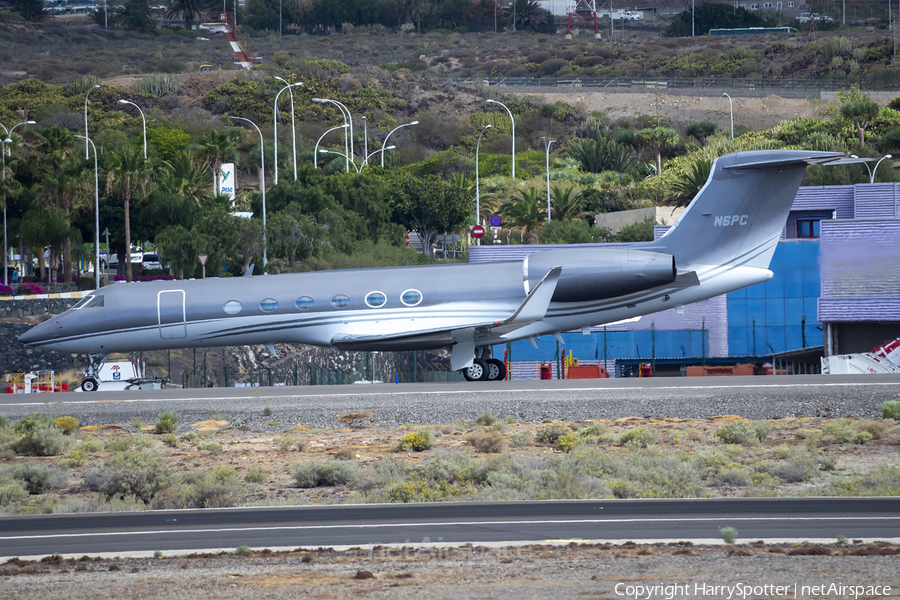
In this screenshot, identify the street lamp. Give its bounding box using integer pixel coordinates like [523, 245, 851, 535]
[362, 116, 367, 162]
[722, 93, 733, 139]
[487, 99, 515, 181]
[1, 120, 35, 286]
[314, 124, 349, 169]
[273, 81, 302, 185]
[84, 84, 100, 159]
[364, 145, 395, 168]
[312, 98, 353, 171]
[75, 135, 100, 291]
[274, 76, 300, 181]
[117, 100, 147, 160]
[319, 147, 395, 173]
[851, 154, 893, 184]
[230, 116, 267, 269]
[475, 124, 491, 246]
[382, 121, 419, 168]
[541, 137, 555, 222]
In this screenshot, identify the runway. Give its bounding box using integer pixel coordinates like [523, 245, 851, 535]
[0, 374, 897, 426]
[2, 498, 898, 558]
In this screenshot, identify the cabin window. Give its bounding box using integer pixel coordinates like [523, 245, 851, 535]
[331, 294, 350, 308]
[796, 219, 820, 239]
[788, 1, 794, 7]
[365, 291, 387, 308]
[72, 296, 93, 309]
[260, 298, 278, 312]
[224, 300, 242, 315]
[86, 295, 105, 308]
[296, 296, 314, 310]
[401, 289, 423, 307]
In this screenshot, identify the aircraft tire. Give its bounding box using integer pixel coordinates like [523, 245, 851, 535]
[462, 359, 489, 381]
[81, 378, 99, 392]
[486, 359, 506, 381]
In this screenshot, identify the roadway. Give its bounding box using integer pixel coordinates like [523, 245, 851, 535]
[2, 498, 898, 558]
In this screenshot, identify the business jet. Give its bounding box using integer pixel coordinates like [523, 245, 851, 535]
[19, 150, 849, 390]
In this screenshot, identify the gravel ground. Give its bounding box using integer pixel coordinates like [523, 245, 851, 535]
[1, 378, 897, 432]
[2, 544, 899, 600]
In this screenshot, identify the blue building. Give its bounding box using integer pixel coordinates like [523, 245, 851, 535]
[470, 182, 898, 378]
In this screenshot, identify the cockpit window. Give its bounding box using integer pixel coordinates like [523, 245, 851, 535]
[85, 295, 105, 308]
[71, 296, 93, 309]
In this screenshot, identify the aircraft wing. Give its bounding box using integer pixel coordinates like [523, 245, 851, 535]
[330, 266, 563, 369]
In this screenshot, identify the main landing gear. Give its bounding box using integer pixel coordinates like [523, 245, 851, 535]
[460, 348, 507, 382]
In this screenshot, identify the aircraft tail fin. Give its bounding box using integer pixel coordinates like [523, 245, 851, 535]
[647, 150, 843, 269]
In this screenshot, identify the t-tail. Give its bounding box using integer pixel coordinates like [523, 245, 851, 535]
[647, 150, 844, 270]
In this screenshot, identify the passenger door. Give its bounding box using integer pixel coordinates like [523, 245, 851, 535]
[158, 290, 187, 339]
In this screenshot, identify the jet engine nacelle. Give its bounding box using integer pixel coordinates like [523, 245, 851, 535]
[525, 248, 677, 303]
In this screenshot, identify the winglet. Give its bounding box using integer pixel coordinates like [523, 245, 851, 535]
[244, 264, 255, 277]
[504, 266, 562, 324]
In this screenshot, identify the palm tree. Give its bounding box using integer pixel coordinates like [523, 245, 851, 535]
[166, 0, 204, 30]
[500, 188, 546, 244]
[161, 152, 213, 206]
[550, 185, 590, 222]
[33, 126, 77, 172]
[20, 209, 69, 284]
[33, 159, 90, 283]
[568, 133, 637, 175]
[193, 130, 243, 197]
[667, 159, 713, 208]
[106, 147, 154, 282]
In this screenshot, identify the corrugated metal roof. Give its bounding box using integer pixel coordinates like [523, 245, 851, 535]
[818, 297, 900, 321]
[854, 183, 900, 218]
[820, 220, 900, 298]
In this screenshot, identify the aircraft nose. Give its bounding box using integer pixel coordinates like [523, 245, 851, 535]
[18, 321, 59, 345]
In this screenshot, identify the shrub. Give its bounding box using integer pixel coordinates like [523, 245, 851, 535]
[262, 406, 273, 417]
[180, 432, 199, 444]
[475, 412, 500, 426]
[0, 415, 8, 429]
[16, 424, 76, 456]
[618, 427, 659, 448]
[57, 449, 88, 468]
[292, 461, 358, 488]
[510, 430, 532, 447]
[244, 466, 269, 484]
[535, 423, 571, 445]
[161, 434, 178, 447]
[719, 526, 738, 544]
[104, 436, 134, 452]
[64, 74, 101, 96]
[182, 469, 245, 508]
[14, 413, 52, 434]
[384, 478, 445, 503]
[822, 419, 857, 444]
[0, 285, 13, 296]
[196, 440, 222, 454]
[14, 462, 65, 494]
[881, 400, 900, 420]
[334, 447, 354, 460]
[399, 429, 435, 452]
[578, 423, 612, 443]
[18, 283, 44, 295]
[136, 73, 182, 97]
[273, 435, 295, 451]
[714, 421, 765, 445]
[556, 433, 578, 453]
[855, 420, 888, 439]
[337, 411, 373, 426]
[155, 410, 179, 434]
[85, 449, 173, 503]
[467, 430, 506, 454]
[0, 482, 28, 506]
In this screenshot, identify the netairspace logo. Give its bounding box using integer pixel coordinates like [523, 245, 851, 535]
[614, 582, 893, 600]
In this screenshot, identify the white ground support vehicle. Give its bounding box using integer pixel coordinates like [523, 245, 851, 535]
[821, 339, 900, 374]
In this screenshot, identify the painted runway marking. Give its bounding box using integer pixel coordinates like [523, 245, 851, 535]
[3, 516, 898, 541]
[2, 380, 900, 407]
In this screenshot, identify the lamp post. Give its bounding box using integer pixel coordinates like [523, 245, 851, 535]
[487, 99, 515, 181]
[319, 147, 395, 173]
[851, 154, 893, 184]
[75, 135, 100, 291]
[541, 137, 555, 222]
[84, 84, 100, 159]
[364, 145, 395, 168]
[314, 124, 349, 169]
[230, 116, 267, 268]
[382, 121, 419, 168]
[722, 93, 733, 139]
[1, 120, 35, 286]
[692, 0, 695, 37]
[117, 100, 147, 160]
[475, 124, 491, 246]
[313, 98, 353, 171]
[273, 81, 302, 185]
[274, 78, 302, 183]
[362, 116, 368, 162]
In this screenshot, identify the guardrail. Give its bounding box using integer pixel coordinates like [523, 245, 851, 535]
[442, 76, 900, 92]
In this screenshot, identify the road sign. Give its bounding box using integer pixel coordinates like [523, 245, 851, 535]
[472, 225, 485, 239]
[489, 214, 502, 228]
[405, 234, 410, 247]
[198, 254, 209, 266]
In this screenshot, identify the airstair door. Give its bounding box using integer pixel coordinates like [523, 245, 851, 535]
[158, 290, 187, 339]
